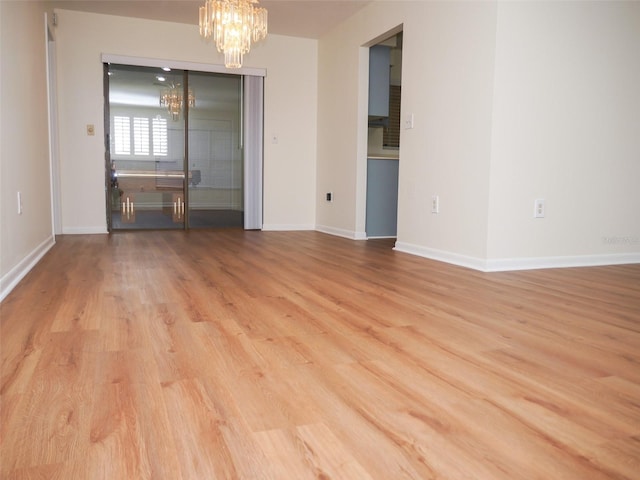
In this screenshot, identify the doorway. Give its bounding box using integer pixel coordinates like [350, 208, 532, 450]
[105, 64, 247, 230]
[366, 31, 402, 239]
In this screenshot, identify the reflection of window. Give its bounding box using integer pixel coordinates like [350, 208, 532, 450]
[114, 116, 130, 155]
[112, 115, 168, 157]
[152, 118, 168, 156]
[133, 117, 149, 155]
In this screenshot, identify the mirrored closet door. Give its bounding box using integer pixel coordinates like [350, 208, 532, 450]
[105, 64, 252, 230]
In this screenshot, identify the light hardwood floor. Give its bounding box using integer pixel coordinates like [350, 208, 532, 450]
[1, 230, 639, 479]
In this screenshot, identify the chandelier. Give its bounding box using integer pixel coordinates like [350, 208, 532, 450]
[159, 85, 195, 121]
[199, 0, 268, 68]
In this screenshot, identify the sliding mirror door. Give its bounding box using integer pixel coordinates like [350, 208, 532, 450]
[107, 64, 186, 229]
[187, 72, 243, 228]
[106, 63, 260, 231]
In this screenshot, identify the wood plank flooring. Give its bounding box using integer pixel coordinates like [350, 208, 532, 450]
[1, 230, 639, 479]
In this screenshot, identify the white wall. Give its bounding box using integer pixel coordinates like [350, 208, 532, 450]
[317, 0, 639, 269]
[0, 1, 56, 300]
[259, 30, 318, 231]
[316, 17, 368, 238]
[54, 9, 317, 233]
[487, 1, 640, 269]
[317, 1, 497, 262]
[395, 1, 497, 265]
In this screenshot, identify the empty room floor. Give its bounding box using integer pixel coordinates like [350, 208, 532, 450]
[1, 230, 639, 479]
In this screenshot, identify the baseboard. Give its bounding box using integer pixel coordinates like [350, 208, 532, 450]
[485, 252, 640, 272]
[0, 235, 56, 302]
[315, 225, 367, 240]
[62, 226, 109, 234]
[394, 241, 640, 272]
[393, 241, 487, 271]
[262, 223, 315, 231]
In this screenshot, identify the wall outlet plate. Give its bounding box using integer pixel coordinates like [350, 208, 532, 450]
[534, 198, 545, 218]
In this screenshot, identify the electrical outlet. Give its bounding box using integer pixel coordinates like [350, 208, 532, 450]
[534, 198, 545, 218]
[326, 192, 333, 202]
[431, 195, 439, 214]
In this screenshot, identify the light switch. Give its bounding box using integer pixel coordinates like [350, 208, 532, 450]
[404, 113, 414, 130]
[86, 124, 95, 136]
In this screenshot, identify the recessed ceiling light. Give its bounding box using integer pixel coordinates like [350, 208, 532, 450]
[162, 67, 171, 72]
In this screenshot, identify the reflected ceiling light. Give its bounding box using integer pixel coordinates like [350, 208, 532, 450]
[162, 67, 172, 72]
[160, 84, 195, 121]
[199, 0, 268, 69]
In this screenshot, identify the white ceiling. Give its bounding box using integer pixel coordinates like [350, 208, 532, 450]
[50, 0, 371, 39]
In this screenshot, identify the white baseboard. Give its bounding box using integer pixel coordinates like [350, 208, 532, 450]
[0, 235, 56, 302]
[393, 242, 487, 271]
[315, 224, 367, 240]
[394, 241, 640, 272]
[62, 226, 108, 234]
[485, 252, 640, 272]
[262, 223, 315, 231]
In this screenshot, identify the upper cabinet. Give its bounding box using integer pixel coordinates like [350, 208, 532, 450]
[368, 45, 391, 118]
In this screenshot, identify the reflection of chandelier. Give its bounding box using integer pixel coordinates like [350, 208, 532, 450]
[199, 0, 268, 69]
[159, 85, 195, 121]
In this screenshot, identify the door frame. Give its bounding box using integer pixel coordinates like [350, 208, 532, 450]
[45, 17, 62, 235]
[102, 55, 265, 231]
[361, 26, 403, 240]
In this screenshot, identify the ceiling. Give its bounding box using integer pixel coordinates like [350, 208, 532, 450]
[50, 0, 371, 39]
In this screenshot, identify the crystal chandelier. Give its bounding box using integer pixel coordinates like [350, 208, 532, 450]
[199, 0, 268, 68]
[159, 85, 195, 121]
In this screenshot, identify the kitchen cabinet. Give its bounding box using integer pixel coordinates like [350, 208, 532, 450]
[368, 45, 391, 118]
[366, 157, 399, 238]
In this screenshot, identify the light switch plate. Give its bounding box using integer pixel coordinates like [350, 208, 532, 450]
[404, 113, 414, 130]
[431, 195, 439, 214]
